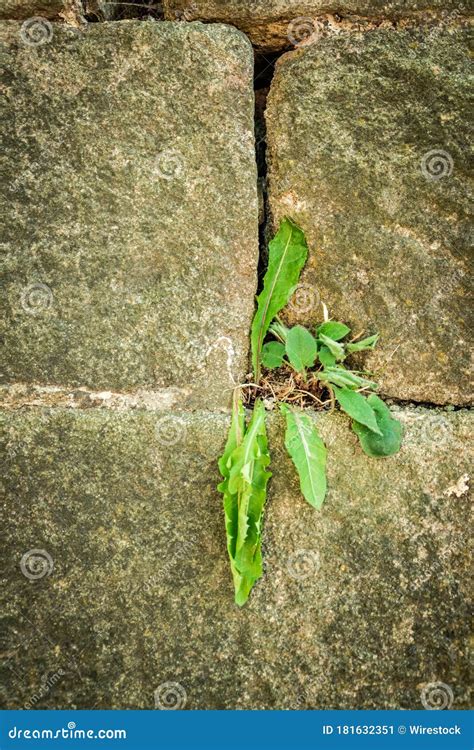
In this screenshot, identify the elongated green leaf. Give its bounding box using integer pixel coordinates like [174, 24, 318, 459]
[251, 218, 308, 381]
[317, 321, 350, 341]
[346, 333, 379, 353]
[217, 394, 246, 597]
[261, 341, 285, 369]
[280, 403, 327, 509]
[332, 386, 382, 435]
[317, 345, 336, 367]
[318, 333, 345, 361]
[319, 366, 376, 390]
[352, 394, 402, 457]
[285, 325, 317, 372]
[226, 400, 271, 606]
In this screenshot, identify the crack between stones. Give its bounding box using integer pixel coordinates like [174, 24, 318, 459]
[1, 383, 471, 412]
[254, 50, 282, 294]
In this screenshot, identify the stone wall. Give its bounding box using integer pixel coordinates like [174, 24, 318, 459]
[1, 1, 472, 711]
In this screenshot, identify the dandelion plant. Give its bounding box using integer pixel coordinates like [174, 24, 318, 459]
[218, 218, 402, 606]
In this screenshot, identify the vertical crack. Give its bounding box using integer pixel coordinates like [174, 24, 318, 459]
[253, 51, 282, 294]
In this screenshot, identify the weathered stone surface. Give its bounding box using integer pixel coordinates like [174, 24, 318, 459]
[163, 1, 469, 51]
[0, 1, 81, 21]
[1, 404, 471, 709]
[266, 28, 473, 405]
[1, 21, 258, 407]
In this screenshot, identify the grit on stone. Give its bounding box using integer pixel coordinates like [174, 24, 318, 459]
[1, 406, 471, 709]
[1, 21, 258, 407]
[266, 28, 473, 405]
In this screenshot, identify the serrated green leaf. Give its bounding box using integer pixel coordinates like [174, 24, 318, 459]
[225, 400, 271, 606]
[261, 341, 285, 369]
[346, 333, 379, 353]
[251, 218, 308, 381]
[317, 321, 351, 341]
[318, 333, 346, 361]
[319, 366, 376, 390]
[285, 325, 317, 372]
[317, 345, 336, 367]
[332, 386, 382, 435]
[280, 403, 327, 509]
[352, 394, 402, 457]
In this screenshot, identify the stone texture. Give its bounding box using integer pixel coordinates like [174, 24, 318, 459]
[0, 1, 82, 21]
[266, 28, 473, 405]
[1, 21, 258, 407]
[1, 404, 471, 709]
[163, 1, 470, 52]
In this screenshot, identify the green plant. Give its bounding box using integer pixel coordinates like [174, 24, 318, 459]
[218, 218, 402, 606]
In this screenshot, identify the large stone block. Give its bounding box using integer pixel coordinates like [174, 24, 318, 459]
[1, 21, 258, 407]
[266, 28, 473, 405]
[163, 1, 468, 52]
[1, 404, 471, 709]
